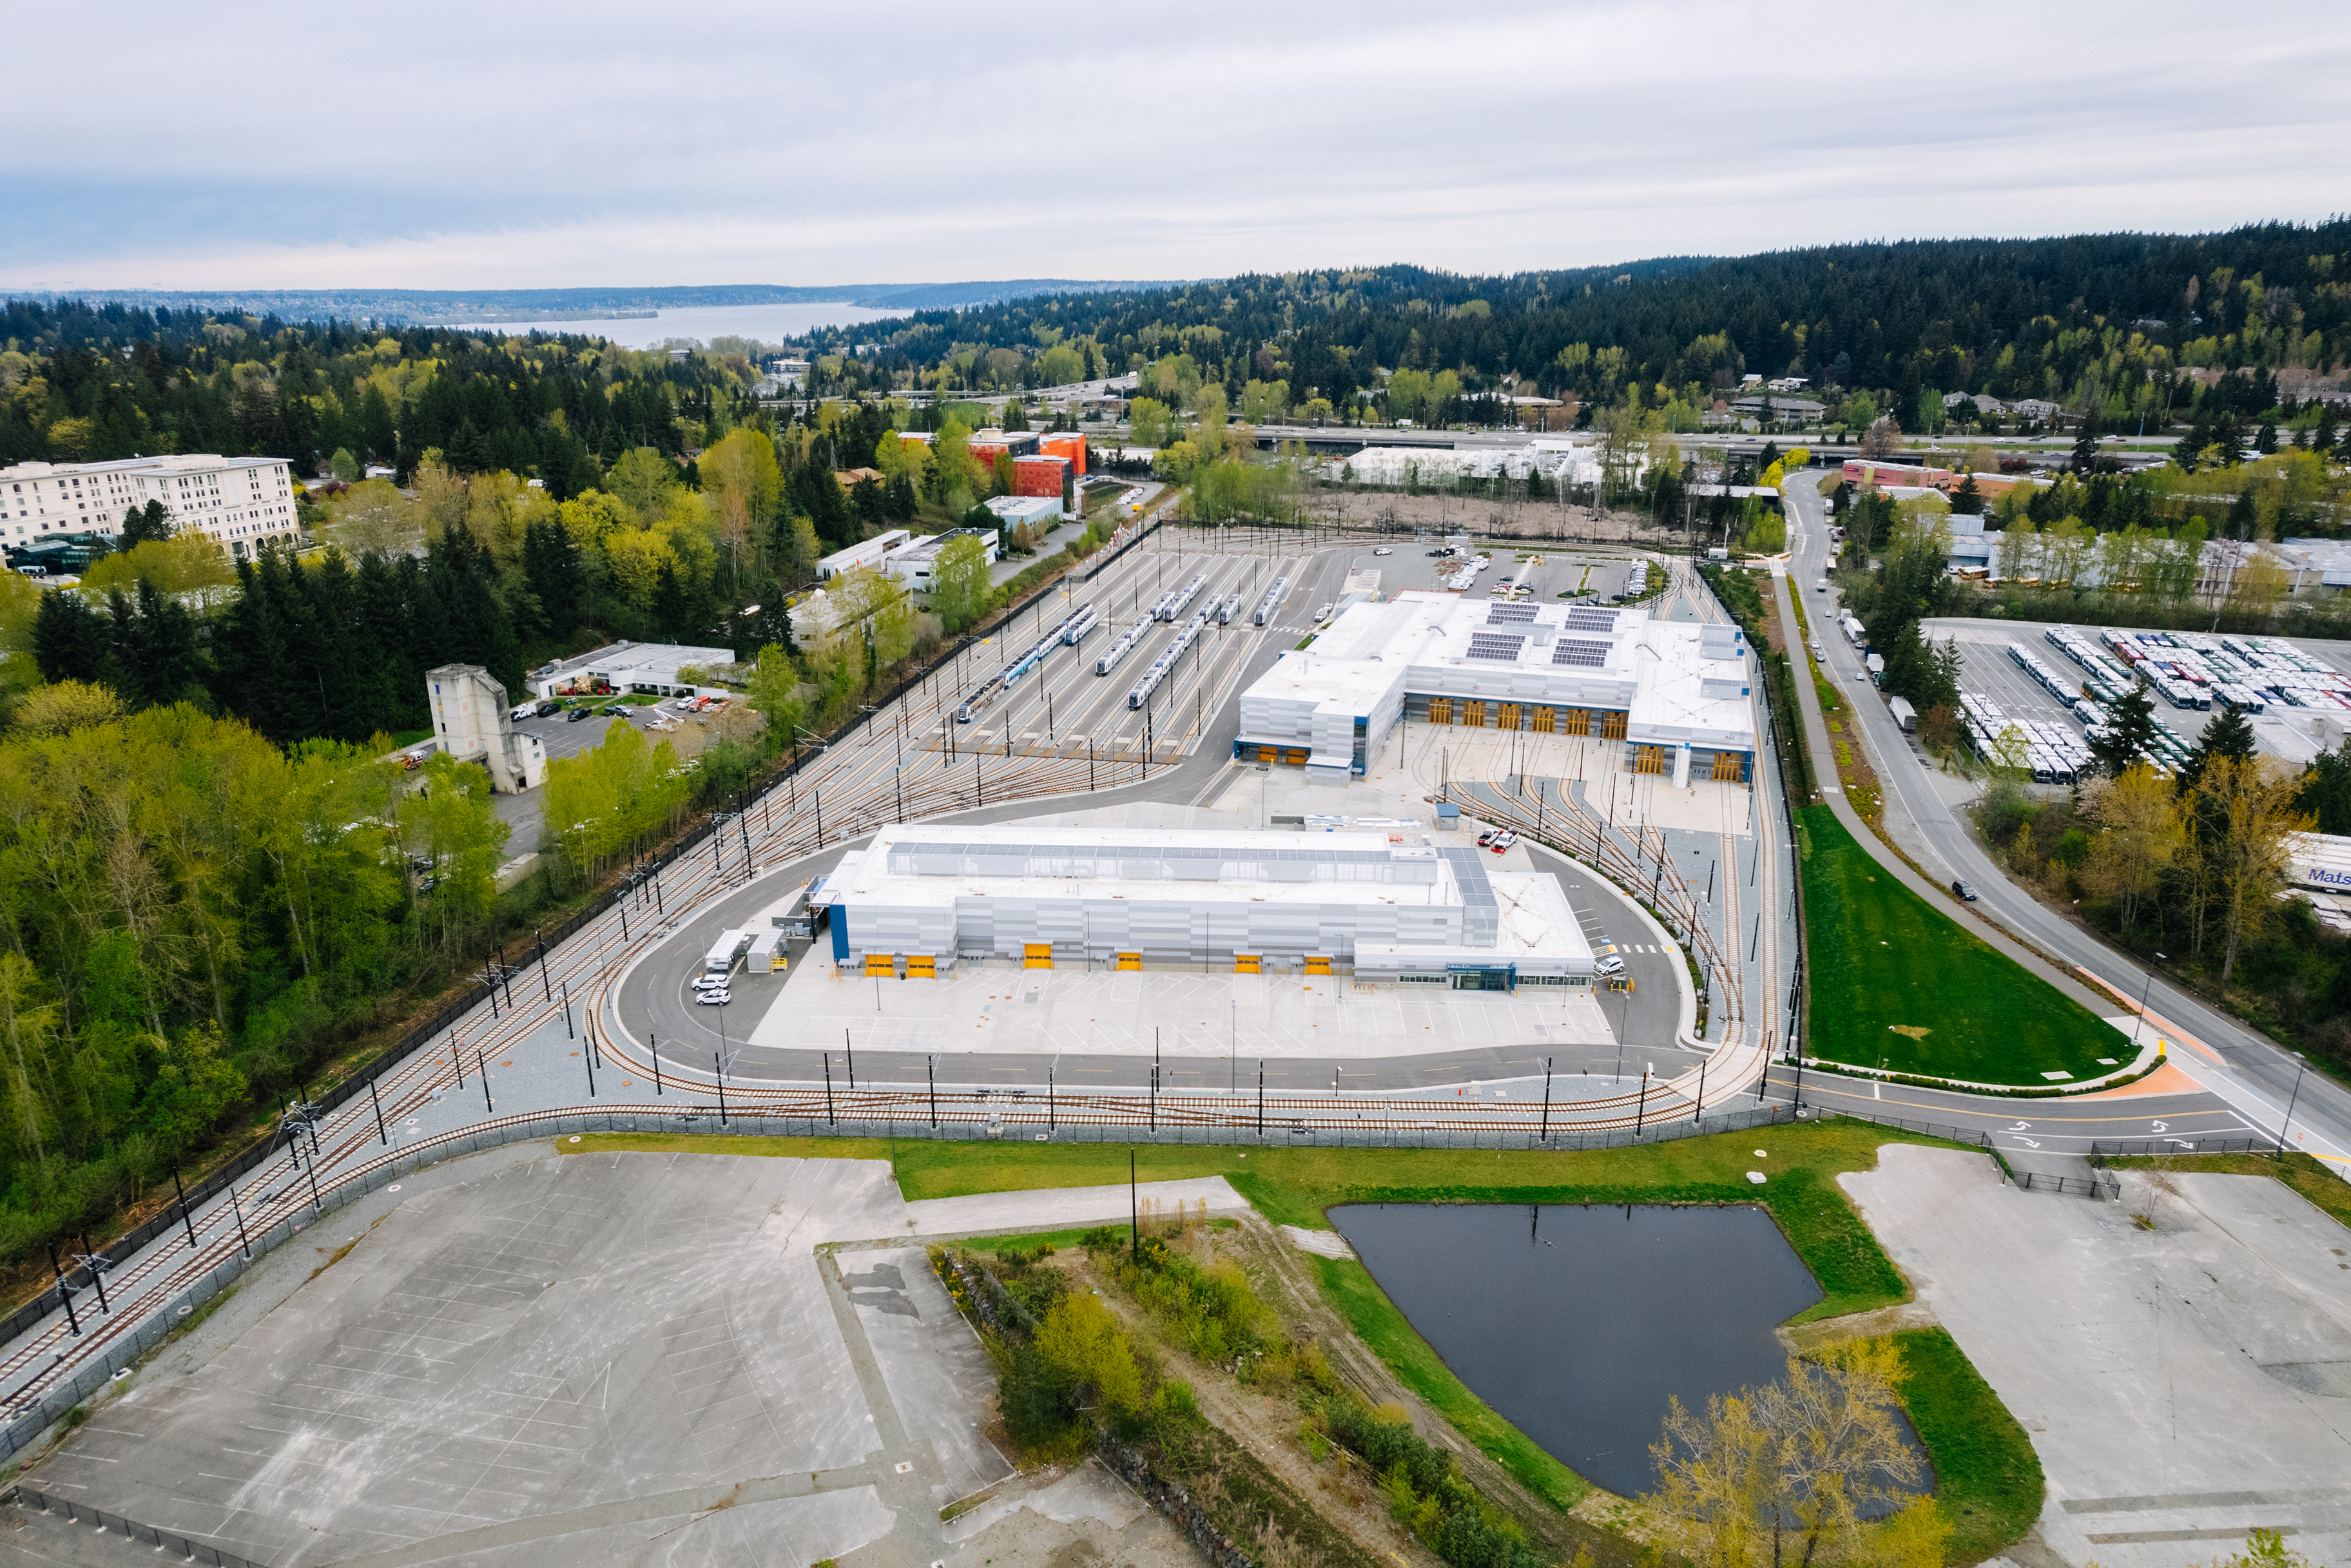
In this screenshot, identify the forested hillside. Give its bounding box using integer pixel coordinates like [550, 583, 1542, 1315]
[824, 225, 2351, 426]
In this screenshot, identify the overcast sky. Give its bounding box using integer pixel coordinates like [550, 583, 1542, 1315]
[8, 1, 2348, 294]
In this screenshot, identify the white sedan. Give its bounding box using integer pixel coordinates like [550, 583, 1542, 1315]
[696, 988, 731, 1005]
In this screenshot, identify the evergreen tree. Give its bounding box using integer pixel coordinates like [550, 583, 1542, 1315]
[2089, 678, 2162, 777]
[2177, 702, 2256, 795]
[2172, 409, 2211, 470]
[521, 518, 585, 641]
[356, 383, 397, 460]
[2225, 487, 2258, 541]
[120, 499, 172, 547]
[2071, 412, 2103, 472]
[32, 590, 112, 684]
[2300, 736, 2351, 835]
[650, 559, 692, 643]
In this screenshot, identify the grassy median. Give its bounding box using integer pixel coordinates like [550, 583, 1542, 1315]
[1799, 805, 2123, 1085]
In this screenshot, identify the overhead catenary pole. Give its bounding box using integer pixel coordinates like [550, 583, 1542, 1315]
[48, 1244, 79, 1337]
[172, 1165, 198, 1248]
[228, 1181, 253, 1258]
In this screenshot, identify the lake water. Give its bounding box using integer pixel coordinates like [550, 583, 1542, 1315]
[460, 301, 899, 349]
[1330, 1203, 1831, 1498]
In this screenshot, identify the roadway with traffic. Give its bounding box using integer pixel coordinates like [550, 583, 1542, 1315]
[1772, 472, 2345, 1171]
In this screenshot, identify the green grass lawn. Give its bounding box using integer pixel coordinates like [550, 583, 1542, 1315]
[1799, 805, 2122, 1085]
[1891, 1327, 2045, 1563]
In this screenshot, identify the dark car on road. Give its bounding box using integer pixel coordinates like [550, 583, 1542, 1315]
[565, 705, 593, 722]
[1952, 880, 1979, 902]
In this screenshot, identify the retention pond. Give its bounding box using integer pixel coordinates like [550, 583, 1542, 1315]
[1330, 1202, 1826, 1498]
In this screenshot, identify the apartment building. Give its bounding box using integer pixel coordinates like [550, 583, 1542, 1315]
[0, 455, 300, 557]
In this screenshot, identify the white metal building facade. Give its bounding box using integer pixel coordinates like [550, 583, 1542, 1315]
[1235, 593, 1756, 787]
[822, 824, 1592, 989]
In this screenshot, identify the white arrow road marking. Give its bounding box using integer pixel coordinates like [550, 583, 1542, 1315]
[2151, 1121, 2169, 1132]
[2014, 1137, 2042, 1149]
[2006, 1121, 2033, 1132]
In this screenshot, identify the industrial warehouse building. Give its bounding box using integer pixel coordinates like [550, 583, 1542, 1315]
[818, 824, 1593, 989]
[1235, 594, 1757, 786]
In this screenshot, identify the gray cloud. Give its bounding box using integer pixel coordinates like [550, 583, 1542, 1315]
[5, 0, 2345, 289]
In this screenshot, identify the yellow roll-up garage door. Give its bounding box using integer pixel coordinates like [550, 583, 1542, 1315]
[1116, 951, 1142, 971]
[1304, 955, 1332, 976]
[864, 954, 895, 976]
[905, 954, 936, 978]
[1234, 954, 1261, 974]
[1023, 943, 1054, 969]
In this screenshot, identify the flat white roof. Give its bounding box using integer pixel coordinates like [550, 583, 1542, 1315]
[1241, 590, 1755, 751]
[534, 641, 733, 681]
[838, 823, 1458, 911]
[2, 454, 286, 479]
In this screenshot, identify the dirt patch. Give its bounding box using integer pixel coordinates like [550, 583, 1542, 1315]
[1779, 1300, 1943, 1355]
[1303, 489, 1686, 548]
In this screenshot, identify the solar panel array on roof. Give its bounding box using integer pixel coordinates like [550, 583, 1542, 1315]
[1484, 603, 1538, 624]
[1551, 638, 1610, 668]
[1564, 606, 1620, 632]
[1466, 633, 1526, 663]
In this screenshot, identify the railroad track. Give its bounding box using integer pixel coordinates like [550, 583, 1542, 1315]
[0, 541, 1774, 1418]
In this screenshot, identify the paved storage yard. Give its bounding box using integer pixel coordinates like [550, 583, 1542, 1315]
[15, 1143, 1215, 1568]
[1846, 1148, 2351, 1568]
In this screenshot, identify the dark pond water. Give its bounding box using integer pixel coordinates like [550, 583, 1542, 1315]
[1330, 1203, 1828, 1498]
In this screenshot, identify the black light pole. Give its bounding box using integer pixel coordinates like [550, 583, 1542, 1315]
[929, 1054, 937, 1126]
[479, 1049, 493, 1114]
[535, 926, 552, 1002]
[1540, 1058, 1553, 1143]
[561, 980, 574, 1040]
[2132, 953, 2168, 1051]
[172, 1166, 198, 1248]
[822, 1052, 833, 1125]
[2277, 1052, 2311, 1156]
[48, 1245, 79, 1336]
[1049, 1052, 1058, 1132]
[368, 1076, 388, 1145]
[652, 1034, 663, 1095]
[584, 1036, 597, 1098]
[1633, 1066, 1650, 1138]
[1257, 1059, 1264, 1134]
[717, 1052, 730, 1125]
[300, 1147, 323, 1215]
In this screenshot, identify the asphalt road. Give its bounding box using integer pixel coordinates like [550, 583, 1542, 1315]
[1779, 474, 2345, 1166]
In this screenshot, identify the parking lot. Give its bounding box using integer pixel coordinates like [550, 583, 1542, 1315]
[1341, 542, 1643, 603]
[1888, 619, 2351, 764]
